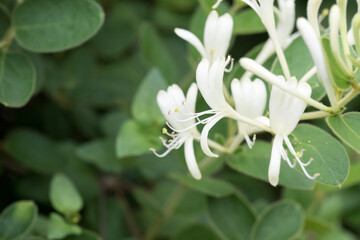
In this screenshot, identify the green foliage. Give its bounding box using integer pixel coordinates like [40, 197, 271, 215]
[47, 213, 82, 240]
[251, 200, 304, 240]
[50, 173, 83, 216]
[233, 9, 266, 35]
[0, 201, 38, 240]
[13, 0, 104, 53]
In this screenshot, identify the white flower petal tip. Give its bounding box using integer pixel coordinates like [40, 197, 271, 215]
[174, 28, 206, 58]
[212, 0, 223, 9]
[268, 135, 282, 187]
[185, 138, 202, 180]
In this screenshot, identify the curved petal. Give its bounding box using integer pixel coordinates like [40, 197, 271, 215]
[214, 13, 233, 58]
[175, 28, 206, 57]
[184, 137, 202, 180]
[200, 115, 224, 158]
[185, 83, 198, 114]
[268, 135, 283, 187]
[204, 11, 219, 55]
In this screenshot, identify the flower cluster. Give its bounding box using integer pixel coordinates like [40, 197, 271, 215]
[151, 0, 359, 187]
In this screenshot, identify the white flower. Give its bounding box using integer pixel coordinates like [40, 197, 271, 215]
[196, 57, 235, 157]
[268, 76, 319, 186]
[254, 0, 296, 65]
[231, 78, 267, 148]
[297, 18, 339, 110]
[307, 0, 322, 37]
[151, 83, 202, 180]
[175, 10, 233, 64]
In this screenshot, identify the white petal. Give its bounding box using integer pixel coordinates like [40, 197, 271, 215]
[204, 11, 219, 56]
[297, 18, 338, 109]
[306, 0, 322, 37]
[200, 115, 224, 158]
[213, 13, 233, 59]
[184, 137, 202, 180]
[268, 135, 283, 187]
[276, 0, 295, 48]
[175, 28, 206, 57]
[348, 27, 355, 46]
[185, 83, 198, 114]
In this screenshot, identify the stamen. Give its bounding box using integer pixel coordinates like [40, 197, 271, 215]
[210, 49, 215, 55]
[175, 108, 179, 113]
[244, 133, 256, 149]
[225, 58, 234, 73]
[162, 128, 168, 134]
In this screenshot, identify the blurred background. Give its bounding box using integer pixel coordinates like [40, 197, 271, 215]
[1, 0, 360, 239]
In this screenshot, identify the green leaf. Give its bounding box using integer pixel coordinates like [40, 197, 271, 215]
[227, 141, 315, 190]
[207, 194, 256, 240]
[174, 224, 218, 240]
[233, 9, 266, 35]
[50, 173, 83, 215]
[140, 23, 178, 82]
[13, 0, 104, 53]
[170, 174, 235, 198]
[0, 6, 10, 39]
[4, 129, 67, 175]
[47, 213, 81, 240]
[76, 139, 122, 173]
[0, 51, 35, 107]
[0, 201, 38, 240]
[251, 200, 304, 240]
[64, 230, 101, 240]
[290, 124, 349, 187]
[272, 37, 325, 100]
[321, 37, 351, 89]
[100, 111, 128, 137]
[132, 68, 167, 125]
[326, 113, 360, 154]
[116, 120, 158, 158]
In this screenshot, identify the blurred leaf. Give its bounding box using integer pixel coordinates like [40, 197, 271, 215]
[198, 0, 229, 14]
[76, 139, 122, 173]
[170, 174, 235, 198]
[132, 68, 167, 125]
[342, 161, 360, 188]
[13, 0, 104, 53]
[282, 188, 314, 210]
[26, 53, 45, 94]
[174, 224, 218, 240]
[100, 111, 128, 138]
[92, 2, 138, 58]
[233, 9, 266, 35]
[50, 173, 83, 215]
[47, 213, 81, 240]
[71, 107, 99, 139]
[290, 124, 349, 187]
[272, 37, 325, 101]
[207, 194, 256, 240]
[304, 217, 332, 234]
[326, 113, 360, 154]
[156, 0, 196, 11]
[318, 229, 357, 240]
[153, 6, 189, 30]
[0, 51, 35, 107]
[15, 175, 50, 204]
[4, 129, 67, 175]
[85, 198, 127, 240]
[227, 141, 315, 190]
[28, 215, 49, 237]
[321, 37, 351, 89]
[64, 230, 101, 240]
[116, 120, 157, 158]
[140, 23, 178, 82]
[251, 200, 304, 240]
[0, 5, 9, 39]
[0, 201, 38, 240]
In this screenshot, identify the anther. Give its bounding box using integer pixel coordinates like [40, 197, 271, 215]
[168, 110, 171, 115]
[149, 148, 156, 152]
[314, 173, 320, 177]
[175, 108, 179, 113]
[210, 49, 215, 55]
[162, 128, 168, 134]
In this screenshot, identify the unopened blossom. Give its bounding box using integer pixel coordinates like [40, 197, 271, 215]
[231, 78, 267, 148]
[175, 10, 233, 64]
[151, 83, 202, 180]
[297, 18, 338, 110]
[268, 77, 319, 186]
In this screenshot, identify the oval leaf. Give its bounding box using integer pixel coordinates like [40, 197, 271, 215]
[251, 200, 304, 240]
[207, 194, 256, 240]
[47, 213, 81, 240]
[226, 141, 315, 189]
[233, 9, 266, 35]
[326, 112, 360, 154]
[170, 174, 235, 198]
[0, 51, 35, 107]
[290, 124, 349, 187]
[0, 201, 38, 240]
[13, 0, 105, 53]
[50, 173, 83, 215]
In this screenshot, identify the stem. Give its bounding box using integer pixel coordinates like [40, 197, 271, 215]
[270, 33, 291, 80]
[300, 66, 317, 83]
[207, 139, 229, 153]
[338, 88, 359, 107]
[227, 134, 244, 153]
[300, 111, 332, 120]
[145, 185, 187, 240]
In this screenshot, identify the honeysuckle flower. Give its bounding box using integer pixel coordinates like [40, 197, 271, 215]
[231, 78, 267, 148]
[254, 0, 296, 65]
[307, 0, 322, 37]
[174, 10, 233, 65]
[297, 18, 339, 110]
[151, 83, 202, 180]
[268, 76, 319, 187]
